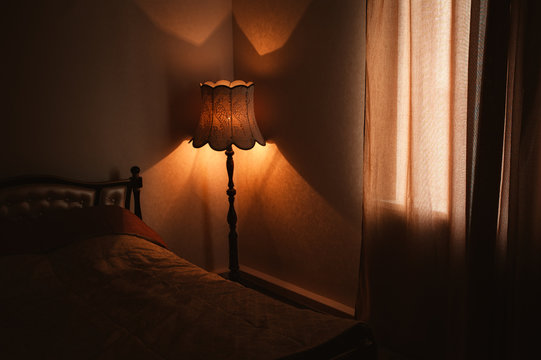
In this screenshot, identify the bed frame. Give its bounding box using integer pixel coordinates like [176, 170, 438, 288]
[0, 166, 143, 220]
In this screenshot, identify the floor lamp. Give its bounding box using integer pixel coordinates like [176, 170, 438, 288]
[192, 80, 265, 281]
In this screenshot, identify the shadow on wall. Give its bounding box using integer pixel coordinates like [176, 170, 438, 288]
[2, 0, 233, 180]
[233, 0, 365, 225]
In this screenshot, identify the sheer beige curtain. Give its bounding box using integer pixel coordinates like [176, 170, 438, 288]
[359, 0, 471, 357]
[359, 0, 541, 358]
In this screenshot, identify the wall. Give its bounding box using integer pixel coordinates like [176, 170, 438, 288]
[232, 0, 366, 309]
[2, 0, 366, 310]
[2, 0, 235, 270]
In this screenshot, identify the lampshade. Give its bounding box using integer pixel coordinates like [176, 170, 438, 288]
[192, 80, 265, 151]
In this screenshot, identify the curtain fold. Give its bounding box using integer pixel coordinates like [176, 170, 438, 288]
[465, 0, 510, 357]
[497, 0, 541, 357]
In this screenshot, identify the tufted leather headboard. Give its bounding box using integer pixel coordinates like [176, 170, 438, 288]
[0, 166, 143, 221]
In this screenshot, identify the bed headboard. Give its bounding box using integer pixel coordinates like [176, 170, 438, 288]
[0, 166, 143, 221]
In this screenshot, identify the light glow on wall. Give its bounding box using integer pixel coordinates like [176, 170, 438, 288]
[233, 0, 312, 55]
[142, 141, 228, 271]
[234, 143, 361, 307]
[142, 141, 360, 306]
[135, 0, 231, 45]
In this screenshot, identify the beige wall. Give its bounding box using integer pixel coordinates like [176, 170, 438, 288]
[2, 0, 366, 309]
[232, 0, 366, 308]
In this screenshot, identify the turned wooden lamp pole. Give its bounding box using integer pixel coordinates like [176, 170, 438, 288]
[192, 80, 265, 281]
[225, 145, 239, 280]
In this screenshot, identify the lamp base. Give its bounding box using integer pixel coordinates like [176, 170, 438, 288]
[219, 270, 240, 282]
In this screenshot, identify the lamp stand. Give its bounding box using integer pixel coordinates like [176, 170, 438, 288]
[225, 145, 240, 281]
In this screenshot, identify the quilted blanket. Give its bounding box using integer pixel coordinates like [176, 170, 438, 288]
[0, 208, 372, 359]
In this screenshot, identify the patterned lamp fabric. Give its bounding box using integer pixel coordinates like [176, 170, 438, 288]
[192, 80, 265, 151]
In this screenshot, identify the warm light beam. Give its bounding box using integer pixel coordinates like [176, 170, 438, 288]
[233, 0, 311, 55]
[135, 0, 231, 46]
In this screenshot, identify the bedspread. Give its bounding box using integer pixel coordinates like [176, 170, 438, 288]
[0, 234, 371, 359]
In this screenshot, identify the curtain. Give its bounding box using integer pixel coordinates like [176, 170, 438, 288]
[359, 1, 471, 357]
[358, 0, 541, 358]
[497, 0, 541, 357]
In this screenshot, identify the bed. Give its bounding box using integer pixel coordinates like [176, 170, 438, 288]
[0, 167, 375, 359]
